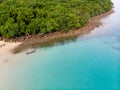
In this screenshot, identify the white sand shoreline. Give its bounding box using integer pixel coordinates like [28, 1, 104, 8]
[0, 41, 21, 64]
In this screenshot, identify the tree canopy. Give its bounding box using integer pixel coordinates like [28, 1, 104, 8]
[0, 0, 112, 38]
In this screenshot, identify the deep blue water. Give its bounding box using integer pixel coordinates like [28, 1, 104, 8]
[0, 0, 120, 90]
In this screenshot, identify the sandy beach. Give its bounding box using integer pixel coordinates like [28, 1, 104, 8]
[0, 41, 21, 64]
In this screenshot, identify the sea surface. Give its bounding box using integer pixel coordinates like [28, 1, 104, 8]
[0, 0, 120, 90]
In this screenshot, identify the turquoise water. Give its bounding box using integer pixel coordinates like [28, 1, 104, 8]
[0, 0, 120, 90]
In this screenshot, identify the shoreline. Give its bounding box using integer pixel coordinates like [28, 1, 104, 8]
[0, 9, 114, 53]
[0, 41, 21, 56]
[0, 41, 21, 64]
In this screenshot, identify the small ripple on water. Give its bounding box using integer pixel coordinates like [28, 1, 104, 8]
[112, 47, 120, 51]
[112, 34, 120, 51]
[117, 35, 120, 42]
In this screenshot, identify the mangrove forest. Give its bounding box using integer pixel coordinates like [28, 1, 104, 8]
[0, 0, 112, 38]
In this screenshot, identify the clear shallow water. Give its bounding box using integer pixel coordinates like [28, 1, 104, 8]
[0, 0, 120, 90]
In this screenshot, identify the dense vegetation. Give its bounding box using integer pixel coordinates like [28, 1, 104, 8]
[0, 0, 112, 38]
